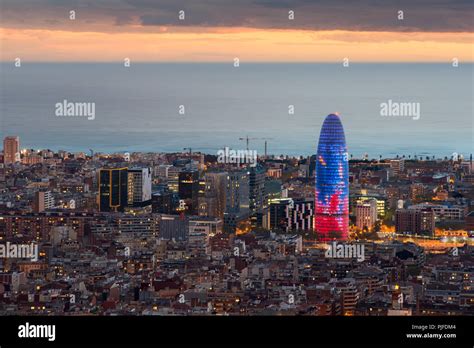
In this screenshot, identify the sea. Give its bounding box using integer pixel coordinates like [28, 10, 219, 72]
[1, 63, 472, 158]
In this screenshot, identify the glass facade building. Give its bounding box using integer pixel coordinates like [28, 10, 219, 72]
[315, 114, 349, 240]
[178, 170, 200, 215]
[99, 167, 128, 212]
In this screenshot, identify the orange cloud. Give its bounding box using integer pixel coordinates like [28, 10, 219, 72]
[1, 27, 472, 62]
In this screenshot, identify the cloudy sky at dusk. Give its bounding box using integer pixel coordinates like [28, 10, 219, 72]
[1, 0, 473, 62]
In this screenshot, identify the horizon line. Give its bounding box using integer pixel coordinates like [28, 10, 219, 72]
[2, 61, 473, 64]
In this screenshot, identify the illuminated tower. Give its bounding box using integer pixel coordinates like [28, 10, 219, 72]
[315, 113, 349, 240]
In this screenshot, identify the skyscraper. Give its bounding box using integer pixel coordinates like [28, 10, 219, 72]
[248, 164, 266, 228]
[315, 113, 349, 241]
[201, 172, 227, 218]
[178, 170, 199, 215]
[3, 136, 20, 164]
[99, 168, 128, 212]
[223, 170, 250, 232]
[127, 167, 152, 207]
[225, 171, 249, 214]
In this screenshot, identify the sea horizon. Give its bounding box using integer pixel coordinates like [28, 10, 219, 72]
[1, 62, 472, 158]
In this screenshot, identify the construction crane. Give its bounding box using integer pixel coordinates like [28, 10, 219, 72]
[238, 136, 258, 151]
[238, 136, 273, 157]
[262, 138, 274, 158]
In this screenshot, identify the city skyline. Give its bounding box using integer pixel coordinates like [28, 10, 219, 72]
[4, 133, 471, 161]
[0, 2, 473, 342]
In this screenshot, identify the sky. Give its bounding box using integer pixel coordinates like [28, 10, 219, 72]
[0, 0, 473, 62]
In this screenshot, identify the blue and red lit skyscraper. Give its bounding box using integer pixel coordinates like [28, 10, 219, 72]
[315, 113, 349, 241]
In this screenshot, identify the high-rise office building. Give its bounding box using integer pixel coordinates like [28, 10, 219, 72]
[355, 199, 378, 230]
[3, 136, 20, 164]
[200, 171, 250, 232]
[200, 172, 227, 218]
[178, 170, 199, 215]
[169, 171, 181, 194]
[99, 168, 128, 212]
[127, 168, 152, 207]
[223, 170, 250, 232]
[225, 171, 249, 213]
[249, 163, 266, 216]
[315, 113, 349, 241]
